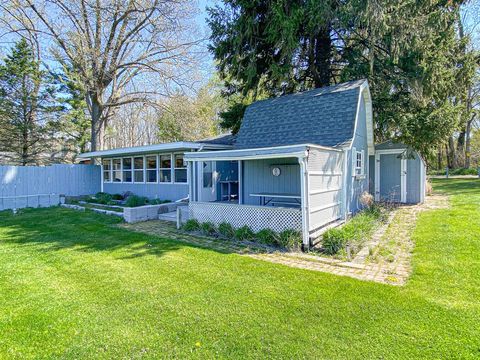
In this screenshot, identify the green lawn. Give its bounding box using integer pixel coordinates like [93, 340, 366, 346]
[0, 179, 479, 359]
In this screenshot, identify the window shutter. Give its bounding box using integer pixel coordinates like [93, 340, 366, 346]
[352, 147, 356, 176]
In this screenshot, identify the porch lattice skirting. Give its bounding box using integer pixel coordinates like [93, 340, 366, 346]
[189, 202, 302, 233]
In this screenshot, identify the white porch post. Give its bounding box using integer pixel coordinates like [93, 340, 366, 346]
[299, 155, 310, 251]
[238, 160, 243, 204]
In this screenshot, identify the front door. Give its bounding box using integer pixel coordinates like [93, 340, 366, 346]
[198, 161, 217, 202]
[378, 153, 407, 203]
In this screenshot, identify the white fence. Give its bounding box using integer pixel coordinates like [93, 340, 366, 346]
[189, 202, 302, 232]
[0, 164, 101, 211]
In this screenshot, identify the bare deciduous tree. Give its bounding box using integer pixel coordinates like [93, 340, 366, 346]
[2, 0, 203, 151]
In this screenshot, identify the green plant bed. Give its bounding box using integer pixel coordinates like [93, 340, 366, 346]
[321, 205, 387, 258]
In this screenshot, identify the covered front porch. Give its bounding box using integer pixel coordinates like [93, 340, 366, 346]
[185, 146, 309, 238]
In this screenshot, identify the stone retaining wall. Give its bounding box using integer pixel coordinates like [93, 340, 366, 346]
[123, 202, 180, 223]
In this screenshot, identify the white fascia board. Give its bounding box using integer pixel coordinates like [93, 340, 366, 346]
[184, 143, 340, 162]
[349, 80, 375, 155]
[78, 142, 231, 158]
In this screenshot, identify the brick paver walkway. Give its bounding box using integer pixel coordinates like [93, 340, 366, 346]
[119, 195, 448, 286]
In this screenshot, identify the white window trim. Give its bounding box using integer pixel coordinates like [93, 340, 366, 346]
[355, 150, 364, 176]
[145, 154, 159, 184]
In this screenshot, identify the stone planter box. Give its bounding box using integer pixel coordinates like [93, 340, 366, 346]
[123, 202, 180, 223]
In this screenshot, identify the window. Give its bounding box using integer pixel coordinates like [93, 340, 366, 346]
[159, 154, 171, 182]
[122, 157, 132, 183]
[112, 159, 122, 182]
[146, 155, 157, 183]
[355, 150, 364, 175]
[202, 161, 213, 188]
[174, 154, 187, 183]
[134, 156, 144, 182]
[102, 159, 111, 182]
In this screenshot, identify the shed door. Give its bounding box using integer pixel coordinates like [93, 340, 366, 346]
[378, 154, 406, 203]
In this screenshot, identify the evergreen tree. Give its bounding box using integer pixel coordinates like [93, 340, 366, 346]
[0, 39, 60, 165]
[208, 0, 477, 155]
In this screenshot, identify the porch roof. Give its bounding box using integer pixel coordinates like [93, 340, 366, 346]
[78, 141, 231, 159]
[184, 143, 341, 161]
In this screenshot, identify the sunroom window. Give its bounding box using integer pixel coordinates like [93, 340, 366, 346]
[112, 159, 122, 182]
[146, 155, 157, 183]
[102, 159, 111, 182]
[122, 157, 132, 183]
[174, 154, 187, 183]
[159, 154, 171, 182]
[134, 157, 144, 182]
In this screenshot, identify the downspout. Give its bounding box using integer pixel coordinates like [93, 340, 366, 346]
[299, 149, 310, 251]
[100, 157, 104, 193]
[343, 148, 349, 220]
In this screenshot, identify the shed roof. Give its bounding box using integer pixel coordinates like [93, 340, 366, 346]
[235, 79, 367, 150]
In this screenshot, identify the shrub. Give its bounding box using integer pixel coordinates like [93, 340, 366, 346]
[278, 229, 302, 250]
[426, 179, 433, 196]
[200, 222, 217, 235]
[125, 195, 147, 207]
[148, 199, 171, 205]
[218, 222, 235, 239]
[235, 225, 255, 241]
[256, 229, 278, 245]
[93, 192, 113, 205]
[182, 219, 200, 231]
[112, 193, 123, 200]
[322, 228, 348, 255]
[359, 191, 374, 208]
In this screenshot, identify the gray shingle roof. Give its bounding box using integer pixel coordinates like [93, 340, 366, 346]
[196, 132, 236, 146]
[235, 79, 366, 149]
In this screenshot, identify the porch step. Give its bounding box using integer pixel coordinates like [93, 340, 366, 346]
[158, 211, 177, 222]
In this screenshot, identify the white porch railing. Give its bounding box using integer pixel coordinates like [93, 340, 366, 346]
[189, 202, 302, 233]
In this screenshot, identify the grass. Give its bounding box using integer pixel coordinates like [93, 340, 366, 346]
[0, 178, 479, 358]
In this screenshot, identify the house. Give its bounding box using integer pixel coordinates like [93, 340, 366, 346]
[79, 79, 426, 250]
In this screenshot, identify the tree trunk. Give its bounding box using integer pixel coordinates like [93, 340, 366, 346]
[448, 136, 458, 168]
[437, 148, 442, 170]
[465, 116, 474, 168]
[313, 25, 332, 87]
[89, 93, 104, 151]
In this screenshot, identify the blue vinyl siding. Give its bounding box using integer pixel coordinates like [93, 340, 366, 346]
[406, 155, 421, 203]
[346, 95, 369, 213]
[242, 158, 300, 206]
[103, 182, 188, 201]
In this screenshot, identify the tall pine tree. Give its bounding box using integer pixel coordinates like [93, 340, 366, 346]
[208, 0, 476, 156]
[0, 39, 60, 165]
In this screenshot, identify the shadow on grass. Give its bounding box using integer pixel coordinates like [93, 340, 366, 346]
[0, 207, 213, 259]
[430, 178, 480, 195]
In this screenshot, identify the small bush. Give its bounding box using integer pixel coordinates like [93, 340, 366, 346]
[200, 222, 217, 235]
[125, 195, 147, 207]
[91, 192, 113, 205]
[148, 199, 171, 205]
[182, 219, 200, 231]
[256, 229, 278, 245]
[278, 229, 302, 250]
[322, 228, 348, 255]
[218, 222, 235, 239]
[426, 179, 433, 196]
[359, 191, 374, 208]
[235, 225, 255, 241]
[112, 193, 123, 200]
